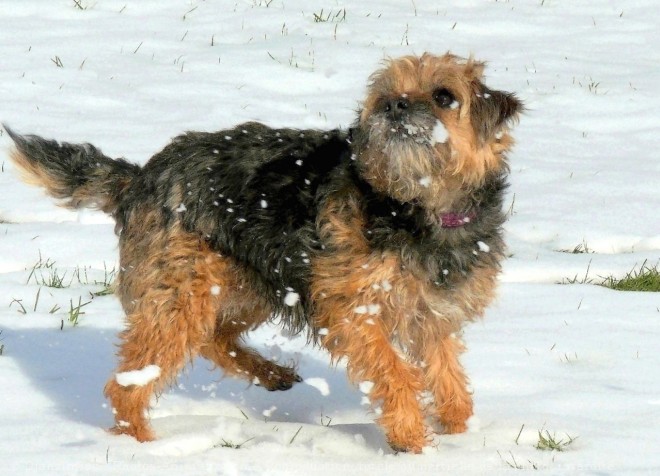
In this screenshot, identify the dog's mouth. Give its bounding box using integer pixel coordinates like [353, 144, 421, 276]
[389, 122, 430, 142]
[366, 112, 448, 148]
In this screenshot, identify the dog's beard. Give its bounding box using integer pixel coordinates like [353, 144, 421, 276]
[367, 108, 439, 145]
[358, 111, 452, 204]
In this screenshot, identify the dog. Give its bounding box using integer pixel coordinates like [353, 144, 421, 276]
[5, 52, 521, 453]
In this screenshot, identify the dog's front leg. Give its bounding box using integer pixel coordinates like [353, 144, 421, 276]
[319, 312, 427, 453]
[423, 334, 473, 434]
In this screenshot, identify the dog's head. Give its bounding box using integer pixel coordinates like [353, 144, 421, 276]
[354, 53, 521, 208]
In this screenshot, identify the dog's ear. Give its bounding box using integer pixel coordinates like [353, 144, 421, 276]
[470, 82, 522, 143]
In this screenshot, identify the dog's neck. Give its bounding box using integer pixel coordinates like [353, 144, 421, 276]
[346, 157, 480, 231]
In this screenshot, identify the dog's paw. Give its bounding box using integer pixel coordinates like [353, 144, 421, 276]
[254, 363, 302, 392]
[108, 422, 155, 442]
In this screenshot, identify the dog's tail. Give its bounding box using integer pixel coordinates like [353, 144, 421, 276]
[4, 124, 141, 214]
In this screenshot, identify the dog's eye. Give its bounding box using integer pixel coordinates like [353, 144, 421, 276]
[433, 88, 456, 109]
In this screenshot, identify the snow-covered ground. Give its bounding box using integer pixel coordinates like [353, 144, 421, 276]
[1, 1, 658, 474]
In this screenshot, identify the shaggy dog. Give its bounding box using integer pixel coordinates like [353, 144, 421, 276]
[5, 52, 521, 452]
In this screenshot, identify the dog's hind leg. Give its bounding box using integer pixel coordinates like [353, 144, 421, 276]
[104, 229, 222, 441]
[200, 322, 302, 392]
[104, 284, 216, 441]
[198, 282, 302, 392]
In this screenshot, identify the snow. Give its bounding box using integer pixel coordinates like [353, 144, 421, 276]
[304, 377, 331, 397]
[354, 304, 381, 315]
[283, 291, 300, 306]
[419, 176, 432, 187]
[262, 405, 277, 418]
[359, 381, 375, 395]
[1, 1, 659, 475]
[116, 365, 162, 387]
[430, 119, 449, 144]
[477, 241, 491, 253]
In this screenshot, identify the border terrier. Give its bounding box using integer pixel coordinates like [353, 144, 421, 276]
[5, 52, 521, 453]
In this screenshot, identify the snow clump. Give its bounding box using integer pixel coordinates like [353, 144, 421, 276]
[359, 381, 375, 394]
[430, 119, 449, 144]
[305, 377, 330, 396]
[115, 365, 161, 387]
[284, 291, 300, 306]
[477, 241, 490, 253]
[354, 304, 381, 315]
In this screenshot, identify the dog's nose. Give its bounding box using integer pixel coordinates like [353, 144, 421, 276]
[384, 98, 410, 119]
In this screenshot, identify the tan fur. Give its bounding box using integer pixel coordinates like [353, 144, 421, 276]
[10, 150, 66, 198]
[10, 148, 133, 213]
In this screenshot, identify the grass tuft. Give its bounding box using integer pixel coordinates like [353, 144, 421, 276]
[26, 255, 116, 294]
[289, 426, 303, 444]
[27, 254, 70, 288]
[72, 0, 89, 10]
[312, 8, 346, 23]
[497, 450, 523, 469]
[561, 260, 660, 291]
[10, 298, 27, 314]
[320, 414, 332, 427]
[74, 263, 117, 296]
[67, 297, 91, 327]
[214, 437, 254, 449]
[182, 5, 197, 20]
[600, 261, 660, 292]
[535, 430, 578, 452]
[558, 241, 593, 254]
[560, 259, 593, 285]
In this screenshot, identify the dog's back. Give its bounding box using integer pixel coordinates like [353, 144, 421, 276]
[127, 122, 350, 327]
